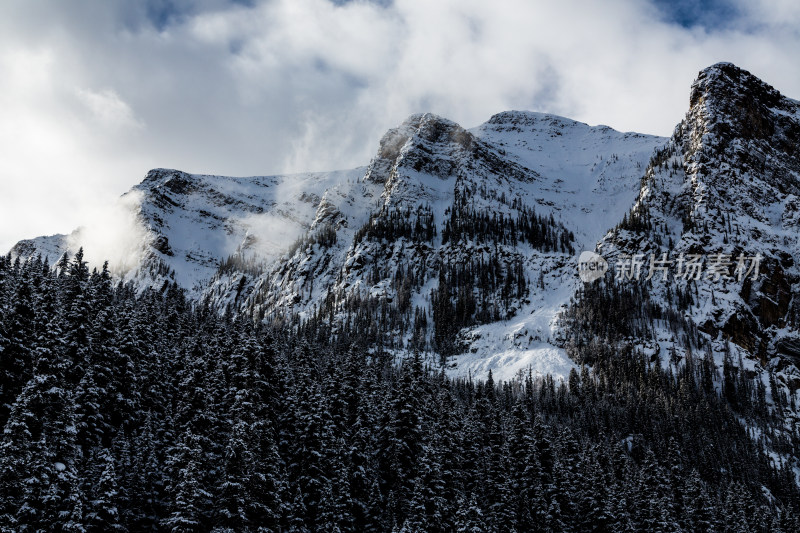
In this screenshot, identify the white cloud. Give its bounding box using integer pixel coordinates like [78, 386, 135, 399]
[66, 190, 153, 274]
[1, 0, 799, 254]
[76, 88, 144, 130]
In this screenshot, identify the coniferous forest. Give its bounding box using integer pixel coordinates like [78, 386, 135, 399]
[1, 250, 800, 532]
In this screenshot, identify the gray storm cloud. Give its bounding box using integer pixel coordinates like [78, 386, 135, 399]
[1, 0, 799, 253]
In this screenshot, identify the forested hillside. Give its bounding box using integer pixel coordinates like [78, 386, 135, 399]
[1, 250, 798, 532]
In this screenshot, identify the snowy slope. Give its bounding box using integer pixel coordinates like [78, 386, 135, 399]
[132, 167, 366, 295]
[444, 112, 663, 380]
[11, 111, 665, 382]
[473, 111, 660, 249]
[12, 167, 366, 297]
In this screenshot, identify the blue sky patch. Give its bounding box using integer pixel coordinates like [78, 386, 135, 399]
[652, 0, 741, 30]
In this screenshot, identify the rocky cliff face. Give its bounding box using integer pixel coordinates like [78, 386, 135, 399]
[598, 63, 800, 417]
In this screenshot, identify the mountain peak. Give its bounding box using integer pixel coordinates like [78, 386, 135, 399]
[139, 168, 198, 196]
[690, 62, 788, 117]
[372, 112, 462, 160]
[601, 61, 800, 368]
[365, 113, 472, 183]
[684, 63, 800, 175]
[485, 110, 575, 127]
[397, 112, 468, 148]
[399, 111, 455, 128]
[142, 167, 187, 183]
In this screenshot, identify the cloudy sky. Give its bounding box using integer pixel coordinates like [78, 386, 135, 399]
[1, 0, 799, 252]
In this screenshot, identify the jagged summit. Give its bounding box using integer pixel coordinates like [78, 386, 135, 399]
[681, 63, 800, 200]
[141, 167, 187, 183]
[138, 168, 201, 198]
[689, 63, 800, 154]
[365, 113, 472, 184]
[398, 112, 460, 130]
[691, 62, 789, 110]
[377, 112, 467, 153]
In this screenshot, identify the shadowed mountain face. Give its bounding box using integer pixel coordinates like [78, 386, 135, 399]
[597, 63, 800, 394]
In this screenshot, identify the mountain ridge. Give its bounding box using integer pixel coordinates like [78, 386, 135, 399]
[10, 63, 798, 391]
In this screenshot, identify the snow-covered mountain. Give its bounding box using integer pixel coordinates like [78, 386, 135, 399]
[12, 63, 798, 394]
[11, 109, 662, 381]
[8, 62, 800, 530]
[597, 62, 800, 426]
